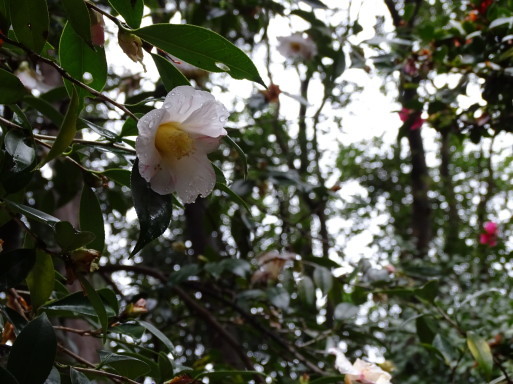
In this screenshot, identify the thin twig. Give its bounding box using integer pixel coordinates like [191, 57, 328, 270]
[0, 33, 138, 121]
[34, 134, 136, 154]
[73, 367, 141, 384]
[53, 325, 101, 337]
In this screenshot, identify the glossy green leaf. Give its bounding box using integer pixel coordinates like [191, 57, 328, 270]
[0, 69, 28, 104]
[120, 117, 138, 137]
[100, 169, 131, 187]
[9, 0, 49, 53]
[80, 186, 105, 252]
[2, 200, 59, 225]
[151, 53, 191, 91]
[7, 313, 56, 384]
[133, 24, 265, 86]
[25, 251, 55, 309]
[70, 368, 91, 384]
[54, 221, 95, 252]
[138, 320, 174, 352]
[130, 159, 172, 256]
[62, 0, 91, 45]
[40, 86, 80, 166]
[158, 352, 174, 382]
[4, 130, 36, 173]
[59, 22, 107, 98]
[313, 266, 333, 294]
[107, 0, 143, 28]
[415, 279, 439, 303]
[0, 249, 36, 291]
[223, 135, 247, 179]
[42, 288, 117, 318]
[298, 276, 315, 306]
[0, 367, 18, 384]
[1, 307, 28, 334]
[467, 331, 493, 380]
[77, 275, 109, 335]
[98, 351, 151, 379]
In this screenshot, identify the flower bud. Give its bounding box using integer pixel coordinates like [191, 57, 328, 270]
[70, 248, 101, 273]
[118, 30, 146, 71]
[89, 9, 105, 47]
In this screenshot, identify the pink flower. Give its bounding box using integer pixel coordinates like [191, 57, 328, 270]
[398, 108, 424, 130]
[480, 221, 498, 246]
[136, 86, 229, 203]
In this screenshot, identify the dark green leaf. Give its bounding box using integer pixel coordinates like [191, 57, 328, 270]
[222, 135, 247, 179]
[415, 279, 439, 303]
[151, 53, 191, 91]
[168, 264, 200, 285]
[42, 288, 117, 318]
[0, 367, 18, 384]
[100, 169, 131, 187]
[1, 307, 28, 334]
[98, 351, 150, 379]
[133, 24, 264, 86]
[62, 0, 91, 45]
[0, 69, 28, 104]
[77, 274, 109, 335]
[130, 159, 172, 256]
[0, 0, 11, 32]
[137, 320, 174, 352]
[4, 130, 36, 172]
[26, 250, 55, 309]
[108, 0, 144, 28]
[120, 117, 138, 137]
[80, 186, 105, 252]
[416, 316, 437, 344]
[2, 200, 59, 225]
[158, 352, 174, 382]
[0, 248, 36, 291]
[54, 221, 95, 252]
[59, 22, 107, 98]
[40, 86, 80, 166]
[70, 368, 91, 384]
[467, 331, 493, 380]
[7, 313, 56, 384]
[9, 0, 49, 53]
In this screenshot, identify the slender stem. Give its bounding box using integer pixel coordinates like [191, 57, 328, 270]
[34, 134, 136, 154]
[54, 325, 101, 336]
[72, 367, 141, 384]
[0, 33, 138, 121]
[0, 116, 24, 130]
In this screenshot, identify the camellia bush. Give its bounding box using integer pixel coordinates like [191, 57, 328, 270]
[1, 0, 513, 384]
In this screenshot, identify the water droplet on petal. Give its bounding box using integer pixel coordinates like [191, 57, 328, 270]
[219, 116, 227, 123]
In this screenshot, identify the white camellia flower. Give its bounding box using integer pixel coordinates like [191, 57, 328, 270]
[136, 86, 229, 204]
[277, 33, 318, 61]
[329, 348, 392, 384]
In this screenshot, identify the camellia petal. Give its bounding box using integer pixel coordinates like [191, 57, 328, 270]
[172, 153, 217, 204]
[135, 86, 229, 203]
[161, 86, 217, 123]
[182, 101, 229, 137]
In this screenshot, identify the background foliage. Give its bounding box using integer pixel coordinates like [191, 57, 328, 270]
[1, 0, 513, 383]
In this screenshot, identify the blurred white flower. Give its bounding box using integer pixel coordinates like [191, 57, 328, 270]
[136, 86, 229, 203]
[329, 348, 392, 384]
[277, 33, 318, 61]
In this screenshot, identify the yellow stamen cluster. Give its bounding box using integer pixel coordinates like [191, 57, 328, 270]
[154, 122, 194, 160]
